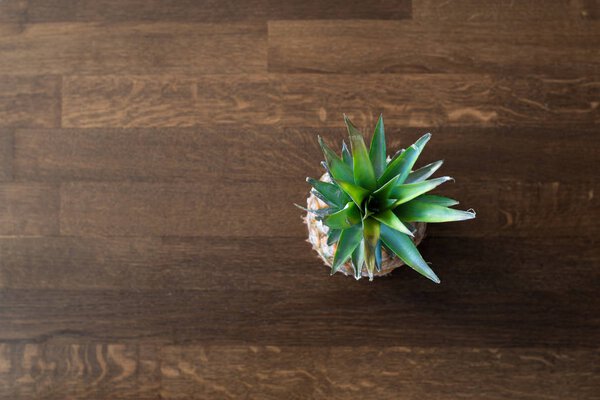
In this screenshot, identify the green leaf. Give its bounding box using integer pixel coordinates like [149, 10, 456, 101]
[351, 239, 365, 280]
[372, 175, 401, 202]
[311, 189, 336, 207]
[388, 148, 404, 165]
[379, 133, 431, 185]
[380, 224, 440, 283]
[395, 201, 476, 223]
[372, 209, 414, 236]
[414, 194, 459, 207]
[294, 203, 336, 220]
[404, 160, 444, 184]
[344, 115, 377, 190]
[375, 241, 382, 272]
[382, 242, 396, 259]
[380, 198, 398, 212]
[389, 176, 453, 207]
[323, 202, 362, 229]
[307, 177, 350, 208]
[332, 226, 362, 274]
[318, 136, 354, 183]
[336, 180, 371, 208]
[341, 141, 353, 168]
[327, 228, 342, 246]
[362, 217, 380, 280]
[369, 114, 386, 179]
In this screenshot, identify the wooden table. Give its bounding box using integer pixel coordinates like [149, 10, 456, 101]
[0, 1, 598, 398]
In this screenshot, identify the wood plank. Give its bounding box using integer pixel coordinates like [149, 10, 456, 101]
[13, 126, 600, 183]
[268, 20, 600, 75]
[0, 0, 27, 23]
[23, 0, 411, 22]
[436, 180, 598, 238]
[581, 0, 600, 19]
[4, 342, 593, 399]
[0, 184, 59, 235]
[160, 346, 600, 399]
[62, 75, 279, 128]
[0, 75, 61, 128]
[0, 288, 597, 346]
[62, 74, 600, 128]
[13, 127, 315, 182]
[0, 22, 266, 75]
[393, 127, 600, 184]
[59, 181, 308, 237]
[0, 236, 597, 293]
[412, 0, 597, 21]
[58, 181, 599, 238]
[0, 342, 159, 399]
[0, 129, 12, 181]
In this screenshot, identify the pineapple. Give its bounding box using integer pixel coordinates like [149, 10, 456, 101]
[300, 115, 475, 283]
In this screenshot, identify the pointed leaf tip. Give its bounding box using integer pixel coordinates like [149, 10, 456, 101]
[405, 160, 444, 184]
[395, 202, 477, 223]
[369, 114, 386, 179]
[341, 141, 353, 167]
[332, 226, 362, 273]
[379, 133, 432, 185]
[380, 224, 440, 283]
[414, 133, 432, 149]
[351, 239, 365, 279]
[344, 116, 377, 190]
[317, 135, 354, 183]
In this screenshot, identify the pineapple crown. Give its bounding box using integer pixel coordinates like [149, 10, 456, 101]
[302, 114, 475, 283]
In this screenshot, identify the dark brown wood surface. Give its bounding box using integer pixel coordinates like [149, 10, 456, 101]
[0, 0, 599, 398]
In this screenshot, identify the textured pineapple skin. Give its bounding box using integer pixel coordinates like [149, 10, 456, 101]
[304, 174, 427, 279]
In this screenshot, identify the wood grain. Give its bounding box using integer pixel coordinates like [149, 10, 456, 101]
[0, 75, 61, 128]
[268, 20, 600, 75]
[22, 0, 412, 22]
[1, 288, 597, 347]
[13, 126, 600, 182]
[0, 0, 27, 23]
[412, 0, 596, 21]
[0, 342, 159, 399]
[4, 343, 593, 399]
[57, 180, 598, 238]
[62, 74, 600, 128]
[0, 129, 13, 181]
[59, 181, 307, 237]
[13, 127, 314, 181]
[0, 183, 59, 235]
[160, 346, 600, 400]
[1, 0, 599, 398]
[0, 236, 597, 292]
[436, 180, 598, 238]
[0, 22, 266, 75]
[62, 75, 280, 128]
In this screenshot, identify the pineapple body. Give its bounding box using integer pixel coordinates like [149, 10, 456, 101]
[305, 173, 427, 278]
